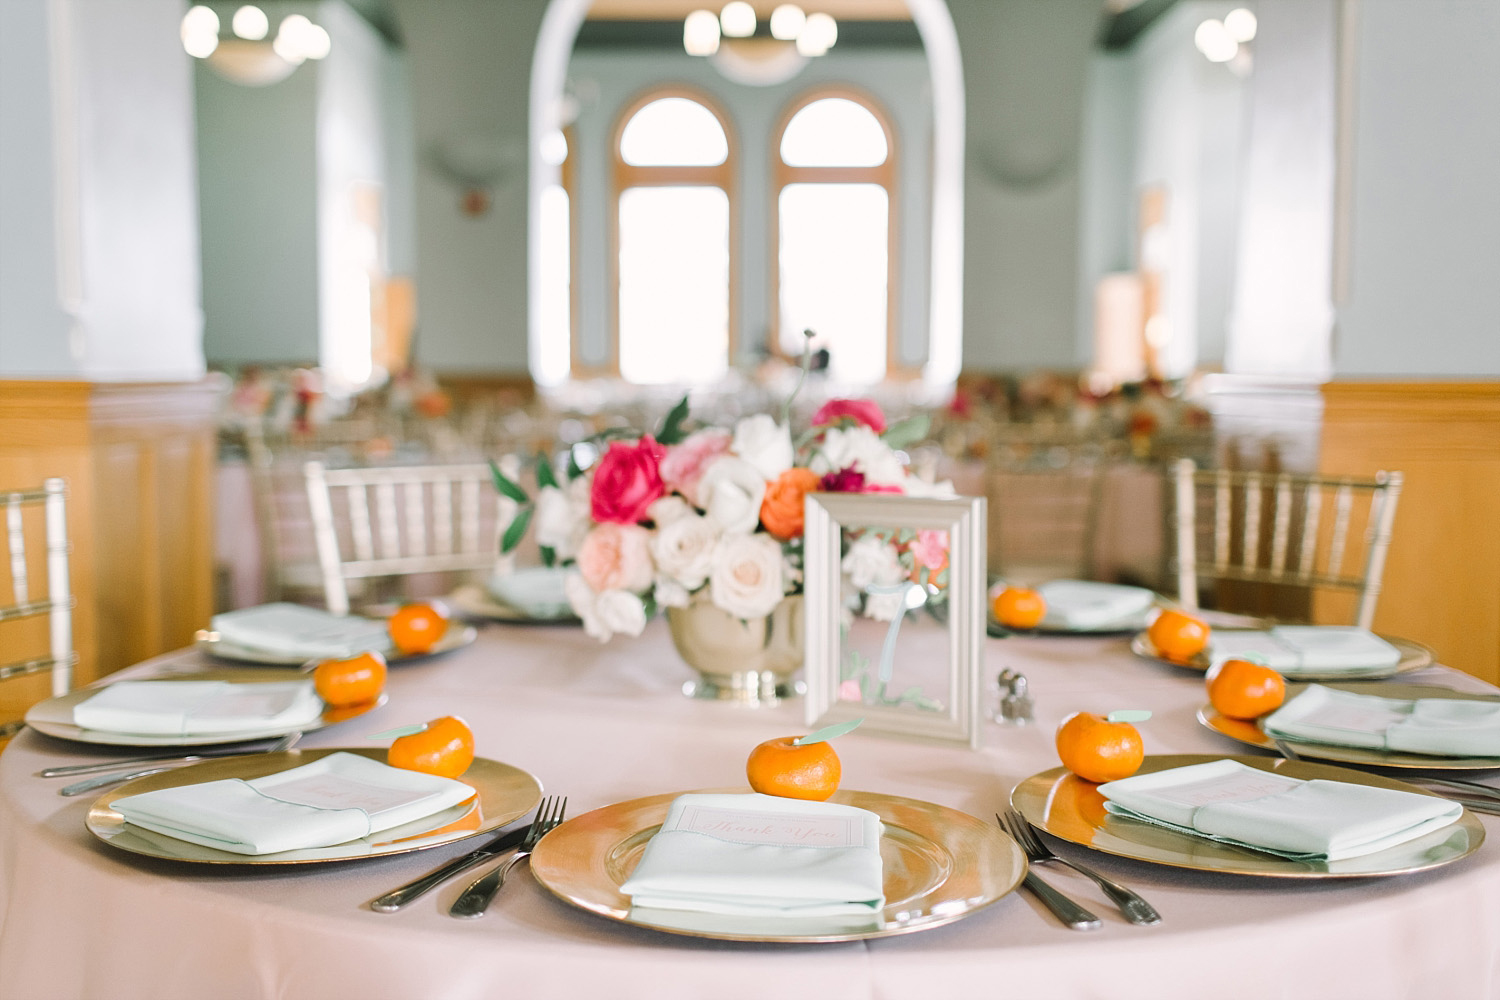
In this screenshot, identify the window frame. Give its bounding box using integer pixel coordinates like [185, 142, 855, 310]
[770, 86, 902, 377]
[608, 85, 739, 380]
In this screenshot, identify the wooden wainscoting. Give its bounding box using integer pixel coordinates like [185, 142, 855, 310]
[1318, 381, 1500, 685]
[0, 380, 218, 731]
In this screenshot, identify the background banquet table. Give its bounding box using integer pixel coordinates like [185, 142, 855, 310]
[2, 622, 1498, 1000]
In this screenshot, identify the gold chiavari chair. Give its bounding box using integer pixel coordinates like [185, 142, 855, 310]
[1169, 459, 1403, 628]
[1, 479, 76, 740]
[303, 459, 515, 617]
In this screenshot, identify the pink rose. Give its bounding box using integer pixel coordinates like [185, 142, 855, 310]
[576, 522, 654, 594]
[590, 436, 666, 524]
[911, 530, 949, 570]
[819, 468, 903, 494]
[659, 429, 732, 507]
[811, 398, 887, 434]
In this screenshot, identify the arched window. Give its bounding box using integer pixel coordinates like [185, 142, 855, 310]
[612, 90, 735, 384]
[773, 91, 896, 384]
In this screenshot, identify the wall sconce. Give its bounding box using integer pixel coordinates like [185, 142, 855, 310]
[181, 5, 330, 87]
[684, 4, 837, 87]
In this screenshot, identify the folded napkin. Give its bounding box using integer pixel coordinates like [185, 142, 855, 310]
[1037, 580, 1156, 630]
[487, 566, 573, 619]
[1209, 627, 1401, 675]
[620, 793, 885, 918]
[209, 603, 393, 659]
[72, 680, 323, 736]
[1099, 759, 1462, 861]
[1264, 685, 1500, 757]
[112, 752, 476, 855]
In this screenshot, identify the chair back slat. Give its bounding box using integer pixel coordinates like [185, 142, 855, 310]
[1269, 475, 1293, 574]
[433, 480, 455, 554]
[371, 481, 398, 560]
[1213, 470, 1231, 572]
[1327, 483, 1355, 580]
[1241, 472, 1262, 574]
[1298, 482, 1322, 579]
[403, 481, 427, 558]
[7, 496, 28, 607]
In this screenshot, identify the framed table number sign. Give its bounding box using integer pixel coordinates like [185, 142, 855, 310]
[802, 492, 987, 748]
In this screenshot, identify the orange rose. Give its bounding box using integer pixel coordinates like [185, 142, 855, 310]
[760, 468, 822, 540]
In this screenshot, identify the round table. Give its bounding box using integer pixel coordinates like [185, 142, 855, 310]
[3, 623, 1498, 1000]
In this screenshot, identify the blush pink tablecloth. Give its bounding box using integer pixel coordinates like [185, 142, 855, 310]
[2, 623, 1498, 1000]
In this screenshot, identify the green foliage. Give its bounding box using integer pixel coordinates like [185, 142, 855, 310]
[489, 460, 529, 504]
[656, 395, 691, 445]
[535, 451, 559, 490]
[500, 504, 534, 554]
[881, 413, 931, 451]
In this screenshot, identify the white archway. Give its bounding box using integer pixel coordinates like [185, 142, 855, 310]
[526, 0, 964, 387]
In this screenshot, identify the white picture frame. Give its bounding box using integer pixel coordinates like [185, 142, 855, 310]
[803, 492, 986, 748]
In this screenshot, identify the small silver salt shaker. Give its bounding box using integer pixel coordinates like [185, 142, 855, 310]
[995, 669, 1034, 725]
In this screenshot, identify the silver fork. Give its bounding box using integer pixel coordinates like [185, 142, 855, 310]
[58, 731, 303, 797]
[449, 796, 566, 919]
[999, 809, 1161, 926]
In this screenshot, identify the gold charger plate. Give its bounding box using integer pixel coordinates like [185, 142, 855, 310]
[529, 788, 1026, 943]
[446, 584, 579, 625]
[24, 669, 384, 748]
[1130, 631, 1434, 681]
[195, 620, 477, 666]
[1198, 681, 1500, 771]
[1012, 753, 1485, 878]
[86, 748, 542, 865]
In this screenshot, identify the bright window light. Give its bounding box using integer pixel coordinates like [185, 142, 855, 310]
[620, 98, 727, 167]
[618, 187, 730, 385]
[1194, 19, 1238, 63]
[781, 98, 887, 167]
[778, 183, 888, 383]
[232, 5, 268, 41]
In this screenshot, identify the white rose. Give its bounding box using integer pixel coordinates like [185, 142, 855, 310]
[649, 511, 720, 590]
[863, 589, 908, 622]
[841, 535, 905, 590]
[594, 589, 648, 638]
[653, 575, 692, 608]
[565, 572, 648, 642]
[709, 532, 785, 619]
[697, 456, 768, 535]
[811, 426, 906, 487]
[902, 475, 957, 499]
[731, 413, 793, 480]
[648, 494, 694, 526]
[534, 484, 588, 559]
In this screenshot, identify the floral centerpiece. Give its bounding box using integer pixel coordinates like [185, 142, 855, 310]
[491, 386, 954, 644]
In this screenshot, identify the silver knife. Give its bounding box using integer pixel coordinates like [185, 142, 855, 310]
[369, 825, 530, 912]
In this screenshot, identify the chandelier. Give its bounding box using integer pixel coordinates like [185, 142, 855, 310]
[685, 4, 838, 87]
[180, 5, 331, 87]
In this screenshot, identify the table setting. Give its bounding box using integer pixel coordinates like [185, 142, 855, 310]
[3, 393, 1499, 999]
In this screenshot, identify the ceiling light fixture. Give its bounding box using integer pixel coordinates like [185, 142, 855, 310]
[685, 4, 836, 87]
[181, 5, 331, 87]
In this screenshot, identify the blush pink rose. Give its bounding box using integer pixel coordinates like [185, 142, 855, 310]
[811, 398, 887, 434]
[590, 436, 666, 524]
[658, 429, 732, 507]
[576, 522, 654, 594]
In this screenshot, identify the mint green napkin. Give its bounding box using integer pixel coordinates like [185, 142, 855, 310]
[1099, 759, 1462, 861]
[112, 752, 475, 855]
[1037, 580, 1156, 630]
[210, 603, 393, 659]
[1209, 627, 1401, 675]
[1265, 684, 1500, 757]
[73, 680, 323, 736]
[620, 793, 885, 917]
